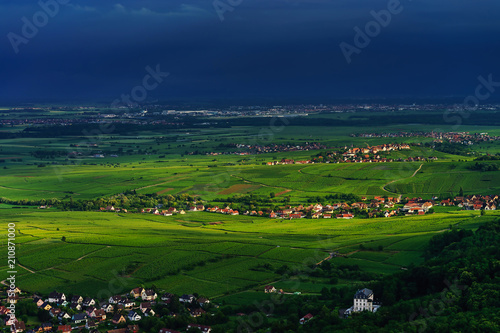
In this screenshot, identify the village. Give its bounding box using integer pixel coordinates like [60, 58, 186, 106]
[194, 142, 327, 157]
[101, 194, 499, 221]
[265, 143, 439, 165]
[352, 131, 500, 145]
[204, 194, 497, 219]
[2, 284, 382, 333]
[2, 287, 215, 333]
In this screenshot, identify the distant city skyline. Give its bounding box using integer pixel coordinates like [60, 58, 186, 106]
[1, 0, 499, 103]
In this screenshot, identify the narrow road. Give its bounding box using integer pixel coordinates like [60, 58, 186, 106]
[40, 246, 112, 272]
[411, 164, 424, 177]
[134, 176, 188, 191]
[18, 263, 35, 274]
[76, 246, 110, 261]
[382, 163, 423, 193]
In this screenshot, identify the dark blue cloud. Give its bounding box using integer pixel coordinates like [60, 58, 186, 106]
[1, 0, 499, 103]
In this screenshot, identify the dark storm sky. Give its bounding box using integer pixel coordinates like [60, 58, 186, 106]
[1, 0, 499, 104]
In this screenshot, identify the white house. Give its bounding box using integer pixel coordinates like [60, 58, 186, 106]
[48, 291, 66, 304]
[109, 295, 123, 304]
[71, 295, 83, 304]
[72, 313, 88, 324]
[120, 299, 135, 308]
[344, 288, 381, 316]
[128, 310, 142, 322]
[82, 297, 96, 307]
[353, 288, 373, 312]
[179, 294, 195, 303]
[141, 289, 157, 301]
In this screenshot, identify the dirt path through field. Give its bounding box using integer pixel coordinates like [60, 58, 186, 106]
[18, 263, 35, 273]
[230, 174, 292, 194]
[381, 163, 423, 194]
[75, 245, 111, 261]
[134, 176, 188, 191]
[39, 245, 112, 272]
[411, 164, 423, 177]
[0, 184, 68, 195]
[16, 245, 112, 275]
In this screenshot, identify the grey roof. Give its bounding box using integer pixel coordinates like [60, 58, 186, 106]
[72, 313, 88, 321]
[354, 288, 373, 299]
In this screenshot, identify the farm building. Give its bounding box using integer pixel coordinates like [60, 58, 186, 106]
[300, 313, 314, 324]
[264, 285, 276, 293]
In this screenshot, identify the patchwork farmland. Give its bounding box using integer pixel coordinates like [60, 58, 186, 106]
[1, 208, 496, 299]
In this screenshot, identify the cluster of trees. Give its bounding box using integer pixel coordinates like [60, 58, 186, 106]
[31, 150, 67, 159]
[0, 192, 201, 212]
[57, 191, 201, 211]
[0, 197, 62, 206]
[210, 193, 363, 214]
[428, 141, 472, 156]
[311, 261, 375, 283]
[468, 162, 500, 172]
[475, 154, 500, 161]
[306, 193, 361, 204]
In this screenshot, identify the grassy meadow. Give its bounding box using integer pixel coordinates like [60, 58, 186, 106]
[1, 111, 500, 302]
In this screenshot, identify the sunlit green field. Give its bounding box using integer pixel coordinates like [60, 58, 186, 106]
[1, 113, 500, 302]
[2, 118, 500, 201]
[1, 208, 496, 298]
[1, 155, 499, 202]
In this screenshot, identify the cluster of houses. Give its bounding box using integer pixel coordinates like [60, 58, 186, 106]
[204, 197, 434, 220]
[98, 194, 496, 223]
[265, 143, 437, 165]
[139, 205, 206, 216]
[4, 288, 212, 333]
[100, 205, 205, 216]
[440, 194, 498, 211]
[341, 143, 411, 155]
[208, 194, 500, 219]
[204, 203, 354, 219]
[202, 142, 327, 157]
[354, 131, 500, 145]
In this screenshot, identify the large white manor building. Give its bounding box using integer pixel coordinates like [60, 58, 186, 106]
[344, 288, 380, 316]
